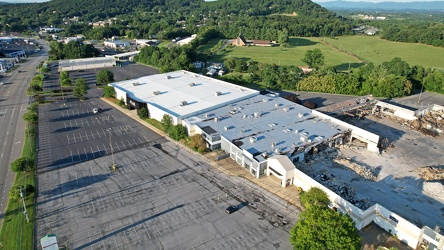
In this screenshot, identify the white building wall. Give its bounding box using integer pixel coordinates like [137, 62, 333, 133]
[377, 101, 417, 121]
[312, 110, 380, 153]
[291, 166, 431, 249]
[114, 87, 126, 101]
[147, 104, 180, 125]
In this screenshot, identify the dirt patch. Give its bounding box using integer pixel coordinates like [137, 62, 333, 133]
[360, 223, 413, 250]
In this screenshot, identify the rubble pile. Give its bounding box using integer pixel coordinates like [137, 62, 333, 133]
[334, 155, 378, 181]
[388, 109, 444, 137]
[311, 170, 373, 210]
[418, 165, 444, 181]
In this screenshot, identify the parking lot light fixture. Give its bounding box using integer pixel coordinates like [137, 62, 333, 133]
[106, 128, 116, 171]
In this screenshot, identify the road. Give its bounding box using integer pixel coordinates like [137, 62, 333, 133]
[0, 41, 48, 229]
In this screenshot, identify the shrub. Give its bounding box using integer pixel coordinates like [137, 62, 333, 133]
[138, 107, 149, 118]
[10, 157, 35, 172]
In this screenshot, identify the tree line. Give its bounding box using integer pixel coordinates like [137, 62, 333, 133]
[48, 40, 99, 60]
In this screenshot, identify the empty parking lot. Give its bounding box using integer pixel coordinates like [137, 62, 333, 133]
[37, 98, 166, 170]
[37, 144, 298, 249]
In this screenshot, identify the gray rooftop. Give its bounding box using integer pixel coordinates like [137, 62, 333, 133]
[189, 93, 349, 162]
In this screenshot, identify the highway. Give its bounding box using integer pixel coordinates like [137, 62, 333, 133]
[0, 41, 48, 229]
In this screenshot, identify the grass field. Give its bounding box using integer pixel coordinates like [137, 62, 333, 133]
[0, 122, 36, 250]
[203, 36, 444, 70]
[207, 37, 363, 70]
[321, 36, 444, 69]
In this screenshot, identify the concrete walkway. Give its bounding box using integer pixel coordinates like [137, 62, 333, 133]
[101, 97, 303, 210]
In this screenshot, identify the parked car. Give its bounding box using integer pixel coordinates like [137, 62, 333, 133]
[225, 205, 237, 214]
[93, 108, 99, 114]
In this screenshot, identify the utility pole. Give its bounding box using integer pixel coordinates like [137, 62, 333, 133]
[418, 83, 424, 104]
[19, 187, 30, 223]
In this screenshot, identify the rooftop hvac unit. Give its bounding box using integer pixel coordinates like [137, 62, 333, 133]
[242, 114, 247, 118]
[132, 82, 140, 86]
[239, 88, 245, 92]
[271, 142, 276, 148]
[182, 71, 187, 74]
[188, 82, 195, 87]
[224, 126, 229, 131]
[214, 117, 219, 122]
[205, 113, 210, 118]
[240, 130, 244, 134]
[298, 113, 303, 118]
[215, 91, 222, 96]
[275, 103, 279, 108]
[283, 107, 289, 112]
[180, 101, 188, 106]
[153, 91, 161, 96]
[263, 98, 268, 102]
[300, 136, 306, 142]
[292, 143, 298, 148]
[249, 136, 257, 143]
[274, 148, 281, 154]
[261, 152, 268, 158]
[194, 74, 198, 78]
[166, 75, 171, 79]
[294, 130, 299, 134]
[254, 112, 261, 118]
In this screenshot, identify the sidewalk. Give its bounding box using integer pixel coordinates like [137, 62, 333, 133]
[101, 97, 303, 210]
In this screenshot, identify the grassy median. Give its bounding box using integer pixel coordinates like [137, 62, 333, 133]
[0, 120, 37, 249]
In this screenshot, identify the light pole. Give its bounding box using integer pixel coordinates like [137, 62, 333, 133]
[417, 82, 424, 104]
[106, 128, 116, 171]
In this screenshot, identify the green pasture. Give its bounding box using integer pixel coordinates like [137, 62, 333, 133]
[207, 37, 363, 70]
[322, 36, 444, 69]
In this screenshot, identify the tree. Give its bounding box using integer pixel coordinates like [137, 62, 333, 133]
[300, 187, 330, 209]
[290, 206, 362, 250]
[23, 111, 38, 123]
[103, 86, 115, 98]
[188, 134, 207, 152]
[73, 78, 88, 100]
[97, 69, 115, 85]
[11, 157, 35, 172]
[137, 107, 149, 118]
[9, 184, 35, 201]
[161, 114, 173, 133]
[302, 49, 324, 70]
[169, 124, 187, 141]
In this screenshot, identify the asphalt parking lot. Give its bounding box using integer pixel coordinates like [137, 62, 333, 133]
[37, 98, 166, 170]
[37, 144, 298, 249]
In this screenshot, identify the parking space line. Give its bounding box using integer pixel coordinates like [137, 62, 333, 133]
[115, 141, 121, 151]
[133, 138, 138, 146]
[77, 149, 81, 161]
[85, 131, 89, 140]
[79, 132, 83, 142]
[84, 148, 88, 159]
[127, 140, 132, 147]
[81, 119, 84, 127]
[70, 120, 73, 129]
[97, 129, 101, 138]
[96, 145, 101, 156]
[139, 214, 152, 239]
[96, 118, 101, 125]
[67, 135, 70, 144]
[77, 110, 80, 116]
[85, 119, 90, 126]
[75, 120, 79, 128]
[91, 147, 95, 157]
[91, 131, 95, 140]
[73, 133, 77, 143]
[103, 144, 108, 154]
[102, 128, 106, 136]
[138, 137, 144, 144]
[91, 118, 95, 125]
[109, 225, 119, 249]
[70, 151, 74, 162]
[129, 217, 142, 244]
[64, 122, 67, 130]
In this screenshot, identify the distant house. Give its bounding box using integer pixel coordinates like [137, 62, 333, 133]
[232, 35, 275, 47]
[232, 35, 248, 46]
[193, 61, 205, 69]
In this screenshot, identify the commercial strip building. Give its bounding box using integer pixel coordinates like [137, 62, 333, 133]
[109, 70, 444, 249]
[103, 40, 130, 49]
[111, 70, 379, 181]
[58, 57, 116, 71]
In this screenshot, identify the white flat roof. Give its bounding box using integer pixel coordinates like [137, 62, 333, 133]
[110, 70, 259, 118]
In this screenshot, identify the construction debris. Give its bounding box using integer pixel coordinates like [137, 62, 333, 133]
[418, 165, 444, 181]
[334, 155, 378, 181]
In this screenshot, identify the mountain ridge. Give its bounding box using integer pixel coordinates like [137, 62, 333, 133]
[317, 1, 444, 10]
